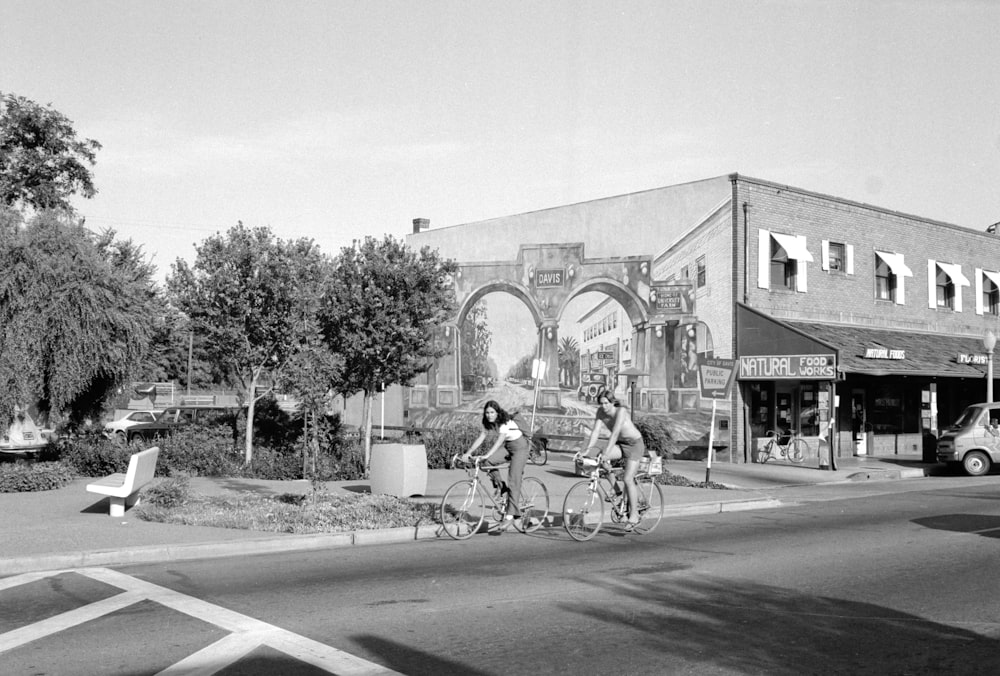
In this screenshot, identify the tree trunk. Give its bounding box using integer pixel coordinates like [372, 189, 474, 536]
[361, 389, 374, 475]
[244, 373, 258, 465]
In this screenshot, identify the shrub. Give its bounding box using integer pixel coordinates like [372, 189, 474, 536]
[421, 422, 483, 468]
[236, 444, 303, 480]
[141, 475, 192, 507]
[55, 434, 135, 477]
[634, 414, 679, 458]
[0, 460, 74, 492]
[155, 425, 242, 477]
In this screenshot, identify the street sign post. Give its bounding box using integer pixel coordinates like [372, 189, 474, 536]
[698, 357, 736, 482]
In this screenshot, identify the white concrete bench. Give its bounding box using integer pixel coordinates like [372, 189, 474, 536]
[86, 446, 160, 517]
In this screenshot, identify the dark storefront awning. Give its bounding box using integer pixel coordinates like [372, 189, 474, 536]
[736, 303, 992, 380]
[788, 321, 990, 378]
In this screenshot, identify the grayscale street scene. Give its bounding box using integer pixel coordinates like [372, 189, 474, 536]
[3, 3, 1000, 675]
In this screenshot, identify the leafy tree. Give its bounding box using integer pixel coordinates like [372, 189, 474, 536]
[460, 299, 492, 390]
[319, 236, 458, 471]
[168, 223, 328, 464]
[559, 335, 580, 388]
[0, 211, 160, 429]
[0, 92, 101, 212]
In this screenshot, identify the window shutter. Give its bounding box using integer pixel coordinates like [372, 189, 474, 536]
[846, 245, 854, 275]
[757, 229, 770, 289]
[976, 268, 985, 315]
[927, 260, 937, 309]
[821, 240, 830, 271]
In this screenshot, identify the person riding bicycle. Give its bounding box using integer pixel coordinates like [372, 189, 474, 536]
[581, 388, 645, 531]
[460, 400, 529, 532]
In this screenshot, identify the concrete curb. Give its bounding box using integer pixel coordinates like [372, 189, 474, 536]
[843, 467, 930, 482]
[0, 498, 793, 576]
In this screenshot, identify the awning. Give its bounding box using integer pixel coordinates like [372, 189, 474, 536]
[770, 232, 814, 262]
[983, 269, 1000, 288]
[789, 321, 989, 378]
[874, 250, 913, 277]
[937, 261, 970, 287]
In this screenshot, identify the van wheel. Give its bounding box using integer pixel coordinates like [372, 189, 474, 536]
[963, 451, 991, 476]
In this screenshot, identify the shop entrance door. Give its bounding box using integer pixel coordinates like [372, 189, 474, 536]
[851, 389, 868, 455]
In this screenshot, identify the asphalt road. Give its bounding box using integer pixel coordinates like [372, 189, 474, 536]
[5, 477, 1000, 675]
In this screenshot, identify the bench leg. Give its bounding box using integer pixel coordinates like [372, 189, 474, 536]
[108, 497, 126, 517]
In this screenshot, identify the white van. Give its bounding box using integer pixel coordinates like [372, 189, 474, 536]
[936, 402, 1000, 476]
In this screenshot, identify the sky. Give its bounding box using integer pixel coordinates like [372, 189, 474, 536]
[3, 0, 1000, 372]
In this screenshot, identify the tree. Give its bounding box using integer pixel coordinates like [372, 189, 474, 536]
[168, 223, 328, 464]
[0, 211, 160, 429]
[319, 236, 458, 471]
[559, 336, 580, 388]
[460, 300, 492, 391]
[0, 92, 101, 212]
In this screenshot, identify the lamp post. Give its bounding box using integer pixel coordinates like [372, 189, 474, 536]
[985, 330, 996, 402]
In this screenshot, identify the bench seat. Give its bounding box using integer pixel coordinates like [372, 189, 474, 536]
[86, 446, 160, 517]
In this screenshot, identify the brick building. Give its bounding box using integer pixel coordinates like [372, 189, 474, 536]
[409, 173, 999, 464]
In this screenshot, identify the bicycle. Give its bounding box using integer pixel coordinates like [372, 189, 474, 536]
[440, 455, 550, 540]
[562, 453, 664, 541]
[758, 430, 807, 464]
[527, 434, 548, 466]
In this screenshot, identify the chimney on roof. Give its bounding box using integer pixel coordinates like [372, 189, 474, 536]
[412, 218, 430, 234]
[988, 222, 1000, 235]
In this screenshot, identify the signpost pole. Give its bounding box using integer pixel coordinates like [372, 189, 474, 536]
[706, 398, 716, 483]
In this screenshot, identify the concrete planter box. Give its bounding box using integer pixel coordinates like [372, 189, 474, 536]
[369, 443, 428, 497]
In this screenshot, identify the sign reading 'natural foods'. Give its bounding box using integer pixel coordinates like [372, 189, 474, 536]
[739, 354, 836, 380]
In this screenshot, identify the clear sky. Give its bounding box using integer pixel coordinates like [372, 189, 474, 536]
[3, 0, 998, 283]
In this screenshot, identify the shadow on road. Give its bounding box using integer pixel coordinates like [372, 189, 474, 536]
[558, 573, 1000, 674]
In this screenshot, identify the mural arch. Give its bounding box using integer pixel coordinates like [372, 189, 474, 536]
[410, 243, 695, 412]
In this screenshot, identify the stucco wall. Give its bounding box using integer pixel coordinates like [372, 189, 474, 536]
[406, 175, 732, 262]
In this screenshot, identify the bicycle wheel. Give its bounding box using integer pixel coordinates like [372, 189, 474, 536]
[515, 477, 550, 533]
[789, 438, 808, 464]
[758, 440, 775, 464]
[632, 478, 664, 535]
[528, 437, 548, 466]
[562, 480, 604, 541]
[440, 480, 485, 540]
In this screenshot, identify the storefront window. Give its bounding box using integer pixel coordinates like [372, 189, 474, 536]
[799, 383, 820, 436]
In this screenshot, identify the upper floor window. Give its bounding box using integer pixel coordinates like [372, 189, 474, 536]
[875, 257, 895, 301]
[928, 260, 970, 313]
[822, 240, 853, 274]
[977, 268, 1000, 316]
[873, 250, 912, 305]
[936, 267, 954, 310]
[696, 256, 706, 287]
[758, 230, 812, 292]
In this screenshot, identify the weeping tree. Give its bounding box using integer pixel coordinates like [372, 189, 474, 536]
[168, 223, 328, 464]
[0, 211, 160, 429]
[318, 236, 457, 472]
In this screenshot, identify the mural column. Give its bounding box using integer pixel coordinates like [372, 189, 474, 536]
[640, 322, 671, 412]
[435, 322, 462, 408]
[537, 320, 562, 410]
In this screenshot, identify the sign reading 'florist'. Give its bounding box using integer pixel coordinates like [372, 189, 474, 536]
[739, 354, 837, 380]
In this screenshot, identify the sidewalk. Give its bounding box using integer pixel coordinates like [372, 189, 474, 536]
[0, 453, 943, 576]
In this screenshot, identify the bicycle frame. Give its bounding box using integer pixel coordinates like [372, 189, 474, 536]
[440, 456, 550, 539]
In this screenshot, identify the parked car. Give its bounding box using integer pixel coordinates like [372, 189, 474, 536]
[126, 405, 241, 443]
[103, 410, 162, 443]
[936, 402, 1000, 476]
[1, 406, 56, 455]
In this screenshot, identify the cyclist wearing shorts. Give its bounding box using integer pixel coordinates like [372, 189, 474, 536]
[460, 400, 529, 532]
[583, 388, 646, 531]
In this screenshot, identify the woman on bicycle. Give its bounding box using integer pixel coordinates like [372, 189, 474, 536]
[582, 388, 645, 531]
[460, 400, 529, 532]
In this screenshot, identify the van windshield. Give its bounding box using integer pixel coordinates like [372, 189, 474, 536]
[952, 406, 985, 430]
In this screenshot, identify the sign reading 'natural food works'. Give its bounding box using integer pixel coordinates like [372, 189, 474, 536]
[739, 354, 837, 380]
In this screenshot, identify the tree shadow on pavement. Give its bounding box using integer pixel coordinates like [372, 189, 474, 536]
[558, 573, 1000, 674]
[352, 635, 492, 676]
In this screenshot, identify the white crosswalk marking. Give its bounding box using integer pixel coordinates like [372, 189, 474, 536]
[0, 567, 404, 676]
